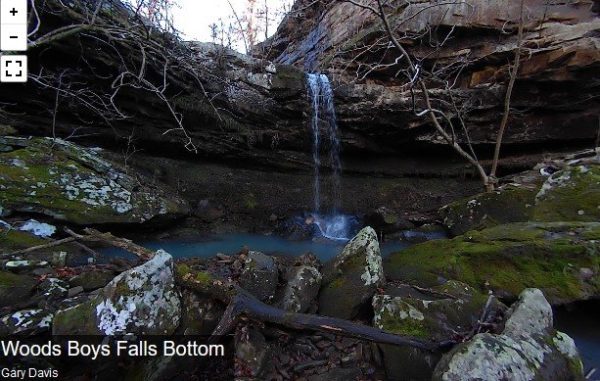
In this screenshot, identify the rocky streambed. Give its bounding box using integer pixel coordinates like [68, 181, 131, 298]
[0, 221, 592, 380]
[1, 134, 600, 380]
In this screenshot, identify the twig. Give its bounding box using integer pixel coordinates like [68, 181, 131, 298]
[2, 237, 78, 259]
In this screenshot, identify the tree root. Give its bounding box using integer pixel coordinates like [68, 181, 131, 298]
[11, 227, 452, 353]
[178, 272, 451, 352]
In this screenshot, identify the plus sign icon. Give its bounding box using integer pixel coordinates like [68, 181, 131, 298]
[1, 55, 27, 83]
[1, 0, 28, 51]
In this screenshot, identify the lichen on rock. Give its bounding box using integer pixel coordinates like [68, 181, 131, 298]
[0, 136, 188, 225]
[0, 309, 53, 335]
[432, 288, 584, 381]
[373, 281, 502, 380]
[319, 226, 385, 319]
[239, 251, 278, 302]
[53, 250, 181, 335]
[279, 264, 322, 313]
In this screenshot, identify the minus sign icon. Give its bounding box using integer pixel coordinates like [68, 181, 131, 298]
[9, 36, 18, 39]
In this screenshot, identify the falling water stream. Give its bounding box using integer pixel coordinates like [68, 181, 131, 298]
[306, 73, 351, 240]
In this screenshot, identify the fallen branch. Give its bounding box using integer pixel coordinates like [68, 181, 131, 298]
[178, 272, 449, 352]
[3, 228, 153, 261]
[2, 236, 78, 259]
[215, 291, 442, 351]
[80, 228, 154, 261]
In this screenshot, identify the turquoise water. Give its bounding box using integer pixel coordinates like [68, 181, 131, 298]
[99, 233, 413, 262]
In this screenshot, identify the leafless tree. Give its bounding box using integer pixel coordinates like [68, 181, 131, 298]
[23, 0, 225, 154]
[213, 0, 294, 53]
[339, 0, 526, 191]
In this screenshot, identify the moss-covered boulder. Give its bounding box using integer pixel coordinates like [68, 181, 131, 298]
[0, 137, 188, 225]
[1, 221, 85, 265]
[373, 281, 503, 380]
[440, 156, 600, 236]
[318, 226, 384, 319]
[373, 281, 494, 340]
[440, 184, 538, 236]
[433, 289, 584, 381]
[534, 163, 600, 222]
[53, 250, 181, 335]
[1, 228, 48, 253]
[385, 222, 600, 304]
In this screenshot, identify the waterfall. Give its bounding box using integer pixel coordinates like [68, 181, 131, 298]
[321, 76, 342, 211]
[306, 73, 350, 240]
[307, 73, 322, 212]
[307, 73, 341, 212]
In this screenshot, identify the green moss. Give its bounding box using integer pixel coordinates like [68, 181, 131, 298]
[0, 124, 17, 135]
[0, 230, 45, 253]
[175, 263, 191, 278]
[441, 164, 600, 235]
[271, 64, 304, 89]
[327, 277, 345, 290]
[533, 165, 600, 222]
[194, 271, 213, 285]
[0, 137, 187, 225]
[379, 308, 428, 338]
[386, 222, 600, 304]
[0, 144, 118, 223]
[244, 193, 258, 210]
[440, 185, 537, 236]
[0, 270, 28, 287]
[175, 264, 213, 285]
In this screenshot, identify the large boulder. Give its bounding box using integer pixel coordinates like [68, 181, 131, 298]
[440, 155, 600, 235]
[239, 251, 279, 302]
[319, 226, 385, 319]
[0, 227, 77, 256]
[0, 137, 189, 225]
[53, 250, 181, 335]
[373, 281, 503, 380]
[432, 289, 584, 381]
[533, 160, 600, 222]
[385, 222, 600, 305]
[440, 184, 538, 236]
[278, 264, 322, 313]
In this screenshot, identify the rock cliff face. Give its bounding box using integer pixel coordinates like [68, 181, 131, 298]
[0, 0, 311, 170]
[259, 0, 600, 158]
[2, 0, 597, 177]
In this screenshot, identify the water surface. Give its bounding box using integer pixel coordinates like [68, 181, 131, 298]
[100, 233, 412, 262]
